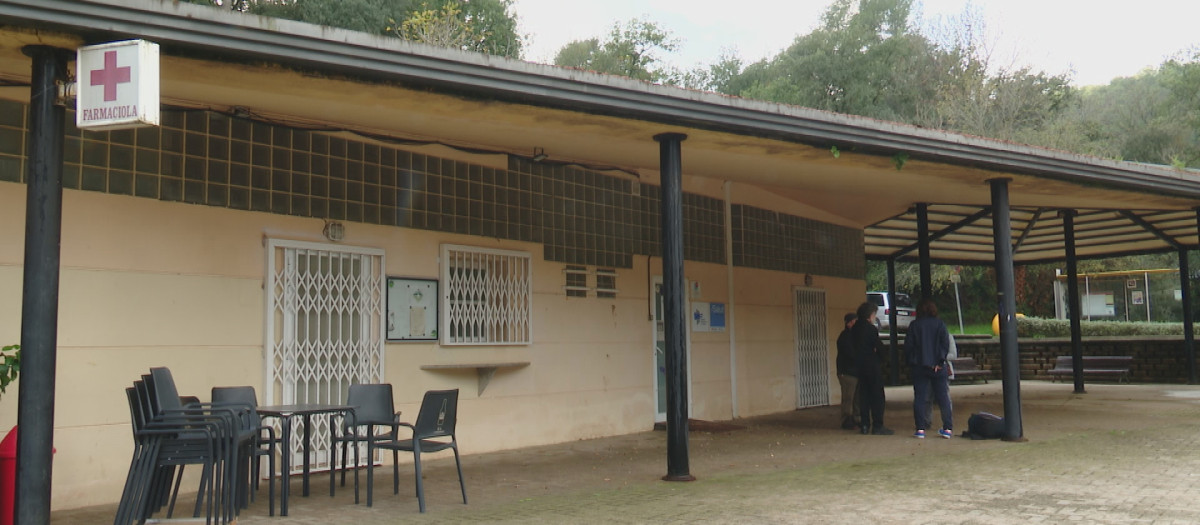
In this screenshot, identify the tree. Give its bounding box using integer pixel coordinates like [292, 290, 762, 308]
[668, 50, 745, 93]
[247, 0, 408, 35]
[398, 0, 523, 58]
[183, 0, 523, 58]
[553, 18, 679, 83]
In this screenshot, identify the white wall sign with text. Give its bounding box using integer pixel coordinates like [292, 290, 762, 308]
[76, 40, 160, 130]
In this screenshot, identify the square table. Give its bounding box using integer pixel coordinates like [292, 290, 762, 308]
[256, 404, 354, 516]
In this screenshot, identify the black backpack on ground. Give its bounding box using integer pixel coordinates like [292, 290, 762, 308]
[963, 412, 1004, 440]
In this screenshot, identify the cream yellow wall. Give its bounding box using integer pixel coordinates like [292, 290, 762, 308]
[0, 176, 864, 510]
[0, 182, 663, 509]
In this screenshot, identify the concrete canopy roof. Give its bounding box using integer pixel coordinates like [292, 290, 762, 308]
[2, 0, 1200, 266]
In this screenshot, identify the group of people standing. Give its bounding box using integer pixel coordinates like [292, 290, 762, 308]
[835, 298, 954, 438]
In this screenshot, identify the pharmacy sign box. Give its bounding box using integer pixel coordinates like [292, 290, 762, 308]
[76, 40, 159, 130]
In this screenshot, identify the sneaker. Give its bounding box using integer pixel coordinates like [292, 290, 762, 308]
[938, 428, 953, 439]
[871, 427, 895, 436]
[914, 429, 925, 439]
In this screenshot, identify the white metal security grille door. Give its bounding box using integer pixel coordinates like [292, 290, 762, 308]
[794, 287, 830, 408]
[265, 239, 385, 472]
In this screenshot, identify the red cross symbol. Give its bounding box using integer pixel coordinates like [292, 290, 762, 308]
[90, 50, 131, 102]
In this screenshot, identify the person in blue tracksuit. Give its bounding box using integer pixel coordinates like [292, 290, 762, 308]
[905, 299, 953, 439]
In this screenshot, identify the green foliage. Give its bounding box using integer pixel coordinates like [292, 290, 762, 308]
[865, 261, 996, 326]
[668, 50, 745, 93]
[1033, 54, 1200, 168]
[388, 0, 523, 57]
[553, 18, 679, 82]
[736, 0, 955, 122]
[0, 344, 18, 399]
[891, 152, 908, 170]
[248, 0, 406, 35]
[428, 0, 523, 58]
[1016, 317, 1195, 338]
[830, 146, 840, 158]
[190, 0, 525, 58]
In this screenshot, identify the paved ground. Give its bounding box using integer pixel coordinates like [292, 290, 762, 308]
[63, 381, 1200, 524]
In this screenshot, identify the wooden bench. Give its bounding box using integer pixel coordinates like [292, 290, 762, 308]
[1047, 355, 1132, 383]
[949, 357, 992, 383]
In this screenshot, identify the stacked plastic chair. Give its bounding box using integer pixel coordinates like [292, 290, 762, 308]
[211, 386, 277, 517]
[115, 368, 252, 525]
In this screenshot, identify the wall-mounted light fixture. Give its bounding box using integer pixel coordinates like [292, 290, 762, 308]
[531, 147, 548, 163]
[323, 220, 345, 242]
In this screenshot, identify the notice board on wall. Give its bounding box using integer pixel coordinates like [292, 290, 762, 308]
[387, 277, 438, 342]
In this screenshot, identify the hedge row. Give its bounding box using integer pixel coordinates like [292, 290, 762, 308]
[1015, 317, 1197, 338]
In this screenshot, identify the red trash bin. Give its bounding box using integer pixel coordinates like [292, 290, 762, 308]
[0, 425, 16, 525]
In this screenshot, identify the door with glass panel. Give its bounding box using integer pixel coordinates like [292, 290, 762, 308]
[265, 239, 385, 472]
[652, 277, 692, 423]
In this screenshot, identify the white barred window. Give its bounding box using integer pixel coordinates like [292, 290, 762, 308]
[440, 244, 532, 345]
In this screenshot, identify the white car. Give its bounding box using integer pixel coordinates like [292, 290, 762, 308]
[866, 292, 915, 331]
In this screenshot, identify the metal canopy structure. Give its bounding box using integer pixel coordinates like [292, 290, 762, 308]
[867, 205, 1199, 265]
[4, 0, 1200, 516]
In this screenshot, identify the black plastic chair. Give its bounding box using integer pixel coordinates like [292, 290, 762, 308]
[367, 389, 465, 513]
[117, 375, 232, 525]
[329, 383, 402, 503]
[211, 386, 277, 516]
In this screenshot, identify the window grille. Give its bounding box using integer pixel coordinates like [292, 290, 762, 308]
[596, 269, 618, 298]
[561, 266, 619, 298]
[564, 266, 588, 297]
[441, 244, 532, 345]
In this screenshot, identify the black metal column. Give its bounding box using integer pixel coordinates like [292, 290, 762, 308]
[917, 203, 932, 299]
[989, 179, 1023, 441]
[1180, 246, 1197, 384]
[1061, 210, 1085, 394]
[16, 46, 69, 525]
[654, 133, 694, 482]
[886, 258, 900, 385]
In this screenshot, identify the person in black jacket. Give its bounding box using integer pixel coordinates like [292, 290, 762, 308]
[835, 312, 860, 430]
[904, 298, 953, 439]
[852, 301, 893, 435]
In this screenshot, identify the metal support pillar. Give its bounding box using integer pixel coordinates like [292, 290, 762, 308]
[1061, 210, 1085, 394]
[1180, 246, 1197, 384]
[886, 258, 900, 385]
[655, 132, 694, 482]
[989, 179, 1024, 441]
[16, 45, 70, 525]
[917, 203, 932, 299]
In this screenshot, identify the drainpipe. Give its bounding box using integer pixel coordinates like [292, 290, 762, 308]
[917, 203, 932, 300]
[723, 181, 738, 419]
[654, 133, 694, 482]
[16, 45, 70, 525]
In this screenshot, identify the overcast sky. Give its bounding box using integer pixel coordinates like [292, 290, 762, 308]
[510, 0, 1200, 87]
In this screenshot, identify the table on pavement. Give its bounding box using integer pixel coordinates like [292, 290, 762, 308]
[256, 404, 354, 516]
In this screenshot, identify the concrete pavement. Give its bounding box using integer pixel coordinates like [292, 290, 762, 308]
[58, 381, 1200, 524]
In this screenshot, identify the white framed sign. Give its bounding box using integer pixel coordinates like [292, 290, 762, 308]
[76, 40, 160, 130]
[387, 277, 438, 342]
